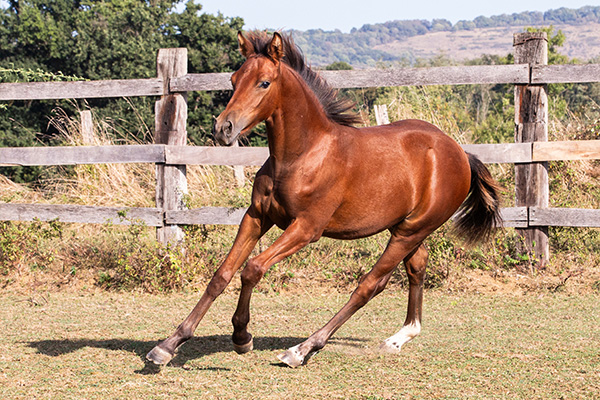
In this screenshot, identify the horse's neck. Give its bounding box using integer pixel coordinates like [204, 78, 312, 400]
[266, 68, 332, 163]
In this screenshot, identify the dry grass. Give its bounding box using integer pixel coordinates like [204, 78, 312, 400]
[0, 107, 255, 209]
[0, 289, 598, 399]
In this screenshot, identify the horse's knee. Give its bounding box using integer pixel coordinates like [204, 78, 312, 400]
[206, 272, 230, 299]
[241, 258, 264, 287]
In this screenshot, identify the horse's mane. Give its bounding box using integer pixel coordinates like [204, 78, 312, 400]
[244, 31, 362, 127]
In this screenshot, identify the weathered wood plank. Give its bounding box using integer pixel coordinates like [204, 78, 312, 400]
[532, 64, 600, 84]
[170, 72, 233, 92]
[320, 64, 530, 88]
[373, 104, 390, 125]
[80, 110, 96, 145]
[3, 63, 598, 101]
[529, 207, 600, 227]
[166, 207, 247, 225]
[0, 204, 164, 226]
[167, 144, 531, 166]
[170, 206, 526, 228]
[513, 32, 549, 265]
[499, 207, 529, 228]
[165, 146, 269, 166]
[461, 143, 532, 164]
[4, 203, 600, 229]
[0, 79, 164, 101]
[0, 145, 165, 166]
[155, 48, 188, 245]
[532, 140, 600, 161]
[169, 65, 529, 92]
[0, 143, 541, 167]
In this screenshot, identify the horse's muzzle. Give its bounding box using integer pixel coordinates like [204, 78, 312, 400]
[213, 118, 235, 146]
[213, 117, 241, 146]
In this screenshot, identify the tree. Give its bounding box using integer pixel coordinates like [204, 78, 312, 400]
[324, 61, 352, 70]
[0, 0, 244, 182]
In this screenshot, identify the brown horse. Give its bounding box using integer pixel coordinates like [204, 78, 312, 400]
[147, 31, 502, 368]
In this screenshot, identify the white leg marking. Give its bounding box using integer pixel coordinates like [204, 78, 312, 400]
[277, 344, 305, 368]
[380, 321, 422, 353]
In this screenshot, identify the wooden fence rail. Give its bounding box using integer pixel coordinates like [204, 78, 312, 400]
[2, 31, 600, 264]
[2, 141, 600, 167]
[2, 141, 600, 228]
[4, 63, 600, 102]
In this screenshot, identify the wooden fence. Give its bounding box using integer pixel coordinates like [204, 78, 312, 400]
[2, 32, 600, 263]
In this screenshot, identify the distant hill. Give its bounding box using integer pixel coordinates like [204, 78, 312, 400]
[288, 6, 600, 67]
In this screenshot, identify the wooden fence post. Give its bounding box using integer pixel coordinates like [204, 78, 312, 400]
[374, 104, 390, 125]
[231, 140, 246, 187]
[79, 110, 96, 145]
[155, 48, 188, 246]
[513, 32, 549, 265]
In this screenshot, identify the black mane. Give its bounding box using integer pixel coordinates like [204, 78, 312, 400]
[244, 31, 362, 127]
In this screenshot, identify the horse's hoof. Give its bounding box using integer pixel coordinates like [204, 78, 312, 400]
[233, 336, 254, 354]
[378, 339, 403, 354]
[277, 344, 305, 368]
[146, 345, 174, 365]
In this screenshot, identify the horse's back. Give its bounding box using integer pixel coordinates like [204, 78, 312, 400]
[348, 119, 468, 179]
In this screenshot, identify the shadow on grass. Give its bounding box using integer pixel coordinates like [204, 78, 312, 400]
[25, 335, 294, 374]
[27, 334, 370, 374]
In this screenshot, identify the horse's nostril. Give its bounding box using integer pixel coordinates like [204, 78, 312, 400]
[224, 121, 233, 137]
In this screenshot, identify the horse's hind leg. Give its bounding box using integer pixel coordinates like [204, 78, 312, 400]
[277, 235, 422, 367]
[380, 243, 428, 353]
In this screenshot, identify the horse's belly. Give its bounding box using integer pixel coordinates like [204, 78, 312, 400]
[322, 197, 410, 240]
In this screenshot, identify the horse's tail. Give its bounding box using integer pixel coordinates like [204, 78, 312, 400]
[452, 153, 503, 246]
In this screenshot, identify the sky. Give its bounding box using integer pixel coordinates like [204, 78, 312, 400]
[196, 0, 600, 33]
[1, 0, 599, 33]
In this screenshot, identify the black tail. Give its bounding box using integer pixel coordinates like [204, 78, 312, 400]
[453, 153, 503, 246]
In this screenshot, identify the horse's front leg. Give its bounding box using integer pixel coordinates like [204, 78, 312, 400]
[146, 210, 272, 365]
[230, 219, 320, 354]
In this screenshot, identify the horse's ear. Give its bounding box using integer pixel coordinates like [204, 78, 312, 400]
[268, 32, 284, 63]
[238, 31, 255, 58]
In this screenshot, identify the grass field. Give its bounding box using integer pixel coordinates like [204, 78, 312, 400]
[0, 288, 598, 399]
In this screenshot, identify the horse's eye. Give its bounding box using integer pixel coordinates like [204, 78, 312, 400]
[259, 81, 271, 89]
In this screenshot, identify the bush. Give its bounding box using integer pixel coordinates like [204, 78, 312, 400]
[0, 219, 63, 275]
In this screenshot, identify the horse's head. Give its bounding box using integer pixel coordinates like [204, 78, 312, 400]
[213, 31, 284, 146]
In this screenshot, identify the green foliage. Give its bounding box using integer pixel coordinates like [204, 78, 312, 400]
[0, 219, 63, 275]
[0, 66, 85, 83]
[324, 61, 353, 71]
[0, 0, 244, 181]
[64, 221, 240, 293]
[74, 218, 184, 292]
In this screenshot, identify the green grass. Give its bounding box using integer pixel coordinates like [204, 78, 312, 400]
[0, 289, 598, 399]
